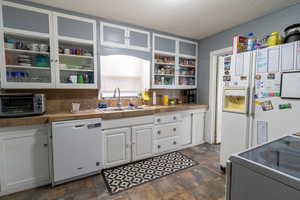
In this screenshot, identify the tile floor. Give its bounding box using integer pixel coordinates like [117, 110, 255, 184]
[1, 144, 225, 200]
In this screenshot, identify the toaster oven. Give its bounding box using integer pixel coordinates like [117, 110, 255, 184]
[0, 93, 45, 117]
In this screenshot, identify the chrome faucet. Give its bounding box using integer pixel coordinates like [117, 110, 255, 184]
[113, 88, 122, 108]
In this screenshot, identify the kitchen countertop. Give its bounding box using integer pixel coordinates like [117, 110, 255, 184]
[0, 104, 208, 128]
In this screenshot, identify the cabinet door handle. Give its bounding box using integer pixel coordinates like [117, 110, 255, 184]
[43, 143, 48, 147]
[157, 145, 161, 149]
[173, 128, 176, 132]
[157, 130, 161, 135]
[173, 141, 177, 145]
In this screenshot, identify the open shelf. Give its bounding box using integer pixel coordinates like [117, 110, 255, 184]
[4, 28, 50, 40]
[5, 48, 50, 55]
[6, 65, 51, 70]
[155, 62, 175, 66]
[154, 74, 175, 76]
[179, 64, 195, 68]
[58, 36, 94, 45]
[178, 75, 195, 77]
[60, 68, 94, 72]
[59, 54, 93, 59]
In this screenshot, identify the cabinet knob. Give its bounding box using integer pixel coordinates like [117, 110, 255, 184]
[55, 59, 58, 63]
[157, 145, 161, 149]
[173, 128, 176, 132]
[173, 116, 177, 120]
[173, 141, 177, 145]
[157, 130, 161, 135]
[43, 143, 48, 147]
[157, 118, 161, 122]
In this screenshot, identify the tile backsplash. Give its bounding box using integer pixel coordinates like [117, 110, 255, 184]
[0, 89, 191, 114]
[0, 89, 143, 114]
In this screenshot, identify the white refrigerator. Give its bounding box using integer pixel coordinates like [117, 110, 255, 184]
[220, 41, 300, 168]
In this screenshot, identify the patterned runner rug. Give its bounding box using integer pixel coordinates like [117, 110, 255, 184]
[102, 151, 198, 194]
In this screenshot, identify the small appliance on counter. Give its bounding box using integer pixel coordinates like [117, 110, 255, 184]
[0, 93, 45, 117]
[185, 89, 197, 104]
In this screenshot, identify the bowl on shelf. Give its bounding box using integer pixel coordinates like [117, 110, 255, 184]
[35, 55, 49, 67]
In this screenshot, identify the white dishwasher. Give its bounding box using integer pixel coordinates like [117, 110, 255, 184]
[52, 118, 102, 184]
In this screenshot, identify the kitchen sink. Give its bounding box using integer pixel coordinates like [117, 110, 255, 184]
[99, 106, 145, 113]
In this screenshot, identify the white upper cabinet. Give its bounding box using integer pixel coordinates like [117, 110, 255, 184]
[53, 13, 97, 89]
[128, 28, 150, 51]
[0, 1, 55, 89]
[152, 33, 198, 89]
[154, 34, 176, 54]
[179, 40, 197, 57]
[0, 2, 98, 89]
[101, 23, 127, 48]
[100, 22, 150, 52]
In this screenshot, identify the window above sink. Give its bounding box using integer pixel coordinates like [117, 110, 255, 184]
[100, 54, 150, 98]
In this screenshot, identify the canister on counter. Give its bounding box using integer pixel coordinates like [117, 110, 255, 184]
[163, 95, 169, 105]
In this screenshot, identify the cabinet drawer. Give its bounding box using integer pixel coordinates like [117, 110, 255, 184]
[153, 138, 173, 154]
[153, 137, 178, 154]
[154, 123, 178, 139]
[155, 114, 180, 125]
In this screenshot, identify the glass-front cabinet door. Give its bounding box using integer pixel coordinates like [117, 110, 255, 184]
[100, 22, 127, 49]
[53, 13, 97, 88]
[128, 28, 150, 52]
[0, 1, 55, 88]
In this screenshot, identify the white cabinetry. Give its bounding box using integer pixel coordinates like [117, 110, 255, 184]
[132, 124, 154, 161]
[152, 33, 198, 89]
[153, 112, 180, 154]
[0, 1, 97, 89]
[191, 110, 206, 145]
[53, 12, 97, 89]
[179, 111, 193, 146]
[100, 22, 150, 52]
[0, 125, 50, 196]
[102, 109, 206, 168]
[103, 127, 131, 168]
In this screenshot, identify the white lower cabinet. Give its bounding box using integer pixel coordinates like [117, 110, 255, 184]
[0, 125, 50, 196]
[132, 125, 154, 161]
[102, 127, 131, 168]
[191, 111, 206, 145]
[179, 111, 193, 146]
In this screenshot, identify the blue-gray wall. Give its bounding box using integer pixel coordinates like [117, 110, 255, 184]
[197, 3, 300, 104]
